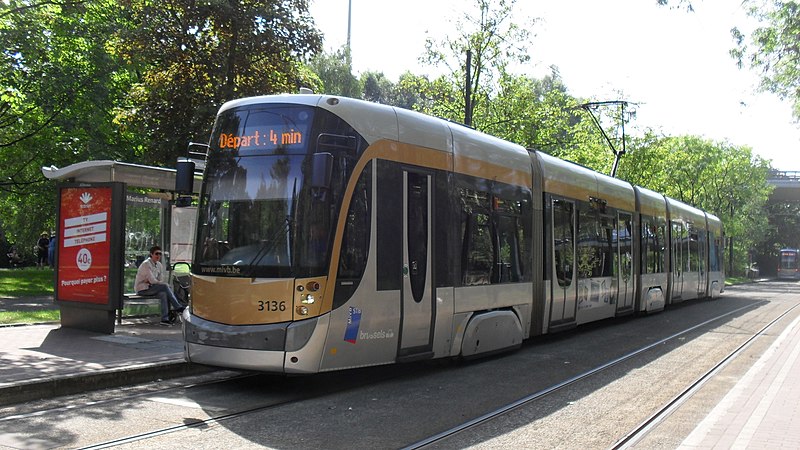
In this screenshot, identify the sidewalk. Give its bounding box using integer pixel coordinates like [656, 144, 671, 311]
[680, 311, 800, 449]
[0, 296, 210, 406]
[0, 295, 58, 312]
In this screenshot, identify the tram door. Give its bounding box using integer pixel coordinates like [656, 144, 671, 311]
[696, 230, 707, 297]
[671, 221, 684, 301]
[399, 170, 434, 357]
[616, 212, 635, 312]
[550, 199, 577, 324]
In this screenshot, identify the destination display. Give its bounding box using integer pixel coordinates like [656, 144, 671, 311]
[218, 128, 304, 150]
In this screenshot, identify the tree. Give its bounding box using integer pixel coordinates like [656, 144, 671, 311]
[0, 0, 138, 256]
[732, 1, 800, 121]
[116, 0, 323, 165]
[422, 0, 535, 127]
[619, 135, 773, 275]
[308, 47, 360, 97]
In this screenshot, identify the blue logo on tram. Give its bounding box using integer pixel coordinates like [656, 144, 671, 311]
[344, 307, 362, 344]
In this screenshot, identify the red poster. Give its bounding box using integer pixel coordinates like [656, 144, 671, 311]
[57, 187, 113, 304]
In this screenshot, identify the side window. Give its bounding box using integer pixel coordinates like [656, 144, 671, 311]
[672, 221, 683, 274]
[641, 218, 650, 275]
[709, 231, 720, 272]
[407, 172, 429, 302]
[577, 206, 613, 279]
[463, 212, 492, 285]
[553, 199, 575, 288]
[656, 222, 665, 273]
[618, 213, 633, 282]
[641, 216, 665, 274]
[495, 215, 522, 283]
[458, 180, 530, 286]
[333, 162, 372, 308]
[577, 208, 596, 279]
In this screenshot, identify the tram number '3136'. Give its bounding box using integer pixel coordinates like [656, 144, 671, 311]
[258, 300, 286, 312]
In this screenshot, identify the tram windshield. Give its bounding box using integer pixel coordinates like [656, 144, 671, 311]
[195, 104, 358, 278]
[780, 250, 798, 270]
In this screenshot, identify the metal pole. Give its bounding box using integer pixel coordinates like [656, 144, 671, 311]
[465, 49, 472, 127]
[611, 102, 627, 178]
[347, 0, 352, 51]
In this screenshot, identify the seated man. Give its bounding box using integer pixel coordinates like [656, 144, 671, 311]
[134, 246, 185, 325]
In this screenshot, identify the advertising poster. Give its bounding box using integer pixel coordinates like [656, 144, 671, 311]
[57, 186, 113, 304]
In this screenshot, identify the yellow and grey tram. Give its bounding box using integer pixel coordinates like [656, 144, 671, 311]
[182, 94, 724, 373]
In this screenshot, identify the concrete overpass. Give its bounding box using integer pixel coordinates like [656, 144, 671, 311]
[767, 171, 800, 202]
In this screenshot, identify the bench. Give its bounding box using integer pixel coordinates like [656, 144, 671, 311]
[117, 293, 160, 324]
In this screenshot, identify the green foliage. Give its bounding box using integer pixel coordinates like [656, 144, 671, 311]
[732, 1, 800, 120]
[0, 0, 323, 252]
[422, 0, 535, 126]
[115, 0, 323, 165]
[0, 0, 138, 250]
[0, 310, 60, 325]
[0, 268, 54, 297]
[619, 135, 772, 275]
[309, 46, 360, 97]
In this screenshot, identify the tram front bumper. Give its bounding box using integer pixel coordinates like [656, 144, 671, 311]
[182, 312, 322, 373]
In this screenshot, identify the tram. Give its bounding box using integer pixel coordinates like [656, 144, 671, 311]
[182, 94, 725, 373]
[777, 248, 800, 279]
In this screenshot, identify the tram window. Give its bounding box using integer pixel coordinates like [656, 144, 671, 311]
[689, 230, 706, 274]
[338, 165, 371, 280]
[333, 163, 372, 308]
[463, 212, 492, 285]
[641, 216, 665, 274]
[457, 178, 530, 286]
[496, 215, 522, 283]
[708, 232, 718, 272]
[577, 207, 613, 278]
[407, 172, 429, 302]
[640, 219, 653, 274]
[689, 230, 700, 273]
[656, 223, 665, 272]
[553, 199, 574, 288]
[376, 161, 402, 291]
[617, 214, 633, 282]
[672, 222, 689, 272]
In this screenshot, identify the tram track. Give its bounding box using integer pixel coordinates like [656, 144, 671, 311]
[71, 300, 765, 450]
[611, 301, 800, 449]
[403, 301, 776, 449]
[2, 289, 789, 449]
[73, 360, 433, 450]
[0, 354, 434, 449]
[0, 370, 252, 424]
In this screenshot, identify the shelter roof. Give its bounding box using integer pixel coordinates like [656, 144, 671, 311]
[41, 160, 200, 193]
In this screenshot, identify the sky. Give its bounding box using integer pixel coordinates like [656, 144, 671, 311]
[308, 0, 800, 171]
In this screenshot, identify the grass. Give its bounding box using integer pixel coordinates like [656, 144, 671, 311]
[0, 268, 55, 297]
[0, 267, 166, 324]
[0, 303, 162, 325]
[0, 310, 60, 325]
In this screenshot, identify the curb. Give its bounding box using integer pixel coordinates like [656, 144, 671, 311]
[0, 359, 214, 407]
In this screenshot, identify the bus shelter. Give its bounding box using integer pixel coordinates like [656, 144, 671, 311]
[42, 160, 201, 333]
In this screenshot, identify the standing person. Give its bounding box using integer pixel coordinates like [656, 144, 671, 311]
[36, 232, 49, 269]
[48, 232, 57, 268]
[134, 246, 185, 325]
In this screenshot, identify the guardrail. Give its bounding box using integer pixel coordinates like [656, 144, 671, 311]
[768, 170, 800, 181]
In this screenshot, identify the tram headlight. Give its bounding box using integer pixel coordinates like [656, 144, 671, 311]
[296, 305, 309, 315]
[302, 294, 315, 304]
